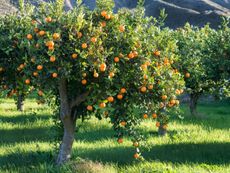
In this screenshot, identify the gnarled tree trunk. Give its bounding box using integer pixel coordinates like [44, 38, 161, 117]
[189, 93, 199, 116]
[17, 94, 24, 111]
[158, 125, 167, 136]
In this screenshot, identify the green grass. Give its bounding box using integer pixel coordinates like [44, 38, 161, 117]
[0, 98, 229, 173]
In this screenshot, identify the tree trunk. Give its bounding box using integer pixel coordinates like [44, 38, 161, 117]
[189, 93, 199, 116]
[158, 125, 167, 136]
[56, 115, 76, 165]
[17, 94, 24, 111]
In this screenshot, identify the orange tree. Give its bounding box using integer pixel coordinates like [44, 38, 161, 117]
[0, 7, 33, 111]
[6, 0, 185, 164]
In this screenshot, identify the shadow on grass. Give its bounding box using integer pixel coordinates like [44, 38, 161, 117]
[0, 114, 50, 124]
[74, 142, 230, 165]
[0, 127, 52, 144]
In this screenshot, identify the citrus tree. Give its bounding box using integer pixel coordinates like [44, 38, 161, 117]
[0, 5, 33, 111]
[2, 0, 184, 164]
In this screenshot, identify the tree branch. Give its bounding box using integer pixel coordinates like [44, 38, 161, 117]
[64, 0, 73, 10]
[70, 90, 90, 109]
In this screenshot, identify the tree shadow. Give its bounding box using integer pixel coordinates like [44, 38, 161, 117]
[73, 142, 230, 166]
[0, 127, 52, 144]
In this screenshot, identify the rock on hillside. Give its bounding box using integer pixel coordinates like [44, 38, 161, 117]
[1, 0, 230, 28]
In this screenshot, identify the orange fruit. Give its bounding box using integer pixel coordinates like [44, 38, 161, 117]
[99, 102, 106, 108]
[109, 72, 115, 78]
[145, 61, 151, 66]
[87, 105, 93, 111]
[25, 79, 30, 85]
[107, 96, 114, 103]
[105, 14, 111, 20]
[117, 94, 123, 100]
[45, 16, 52, 23]
[153, 50, 161, 56]
[148, 84, 153, 90]
[161, 95, 167, 100]
[72, 53, 78, 59]
[52, 73, 58, 78]
[34, 28, 39, 33]
[175, 100, 180, 105]
[38, 30, 45, 36]
[46, 41, 54, 47]
[53, 33, 60, 40]
[185, 72, 190, 78]
[101, 21, 106, 27]
[91, 37, 97, 43]
[81, 79, 87, 85]
[120, 88, 126, 94]
[77, 32, 83, 38]
[140, 86, 147, 93]
[114, 57, 119, 63]
[128, 52, 134, 59]
[120, 121, 126, 126]
[31, 20, 36, 25]
[175, 89, 181, 95]
[94, 72, 99, 78]
[141, 64, 147, 70]
[82, 43, 87, 49]
[143, 114, 148, 119]
[117, 138, 123, 144]
[38, 90, 43, 96]
[33, 72, 38, 77]
[119, 25, 125, 32]
[100, 63, 106, 72]
[133, 153, 140, 159]
[133, 51, 138, 57]
[143, 74, 148, 80]
[152, 113, 157, 119]
[170, 99, 176, 105]
[37, 65, 43, 71]
[133, 142, 139, 147]
[48, 46, 54, 51]
[180, 89, 184, 94]
[101, 10, 107, 17]
[27, 34, 33, 40]
[156, 122, 160, 127]
[50, 56, 56, 62]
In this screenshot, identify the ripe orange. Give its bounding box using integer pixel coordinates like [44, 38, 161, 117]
[33, 72, 38, 77]
[170, 99, 176, 105]
[27, 34, 33, 40]
[185, 72, 190, 78]
[38, 90, 43, 96]
[94, 72, 99, 78]
[117, 94, 123, 100]
[87, 105, 93, 111]
[128, 52, 134, 59]
[109, 72, 115, 78]
[48, 46, 54, 51]
[145, 61, 151, 66]
[101, 10, 107, 17]
[114, 57, 119, 63]
[117, 138, 123, 144]
[46, 41, 54, 47]
[133, 142, 139, 147]
[180, 89, 184, 94]
[156, 122, 160, 127]
[50, 56, 56, 62]
[175, 89, 181, 95]
[107, 96, 114, 103]
[143, 74, 148, 80]
[72, 53, 78, 59]
[152, 113, 157, 119]
[77, 32, 82, 38]
[133, 51, 138, 57]
[120, 88, 126, 94]
[53, 33, 60, 40]
[100, 63, 106, 72]
[45, 16, 52, 23]
[101, 21, 106, 27]
[143, 114, 148, 119]
[120, 121, 126, 126]
[148, 84, 153, 90]
[82, 43, 87, 49]
[99, 102, 106, 108]
[140, 86, 147, 93]
[31, 20, 36, 25]
[91, 37, 97, 43]
[38, 30, 45, 36]
[105, 14, 111, 20]
[25, 79, 30, 85]
[153, 50, 161, 56]
[161, 95, 167, 100]
[141, 64, 147, 70]
[52, 73, 58, 78]
[81, 79, 87, 85]
[133, 153, 140, 159]
[119, 25, 125, 32]
[37, 65, 43, 71]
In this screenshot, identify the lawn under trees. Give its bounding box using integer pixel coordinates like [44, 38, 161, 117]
[0, 98, 229, 173]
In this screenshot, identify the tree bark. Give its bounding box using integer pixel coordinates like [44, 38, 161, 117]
[189, 93, 199, 116]
[17, 94, 24, 111]
[158, 125, 167, 136]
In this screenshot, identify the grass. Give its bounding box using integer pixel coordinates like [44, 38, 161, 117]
[0, 98, 229, 173]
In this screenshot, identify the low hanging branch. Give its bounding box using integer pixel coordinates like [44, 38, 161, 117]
[70, 90, 91, 109]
